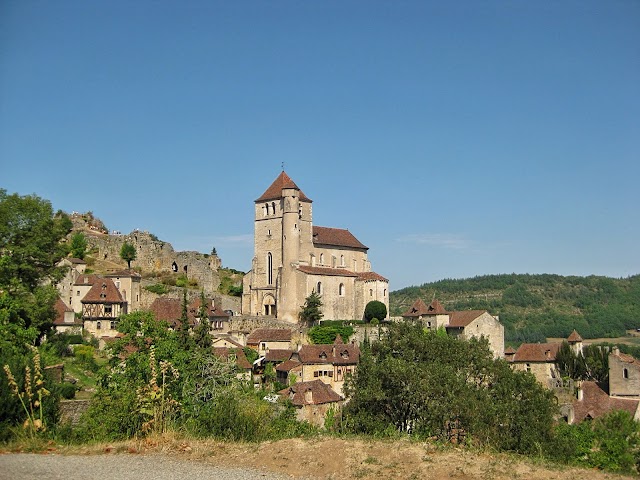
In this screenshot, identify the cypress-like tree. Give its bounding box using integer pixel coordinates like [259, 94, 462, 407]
[194, 290, 212, 350]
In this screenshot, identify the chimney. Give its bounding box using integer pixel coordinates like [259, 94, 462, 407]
[613, 346, 620, 357]
[577, 381, 584, 401]
[304, 389, 313, 404]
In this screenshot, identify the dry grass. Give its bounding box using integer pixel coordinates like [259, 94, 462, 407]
[3, 433, 635, 480]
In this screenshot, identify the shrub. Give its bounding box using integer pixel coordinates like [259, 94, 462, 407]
[58, 382, 77, 400]
[145, 283, 168, 295]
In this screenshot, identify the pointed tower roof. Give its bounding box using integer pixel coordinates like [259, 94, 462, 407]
[426, 299, 448, 315]
[402, 298, 430, 317]
[567, 330, 583, 343]
[334, 334, 344, 344]
[255, 171, 312, 202]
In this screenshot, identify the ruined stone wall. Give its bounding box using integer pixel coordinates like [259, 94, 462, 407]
[85, 231, 221, 294]
[59, 400, 91, 426]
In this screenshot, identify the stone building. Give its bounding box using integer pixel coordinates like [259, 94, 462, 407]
[510, 342, 561, 387]
[242, 171, 388, 323]
[402, 299, 505, 358]
[609, 348, 640, 399]
[81, 277, 127, 340]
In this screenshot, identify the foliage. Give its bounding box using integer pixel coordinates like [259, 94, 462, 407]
[119, 241, 137, 269]
[555, 341, 608, 384]
[364, 300, 387, 323]
[58, 382, 77, 400]
[144, 283, 169, 295]
[175, 275, 189, 288]
[299, 291, 323, 325]
[390, 274, 640, 341]
[69, 232, 88, 259]
[308, 324, 354, 344]
[343, 321, 557, 454]
[243, 347, 259, 365]
[73, 345, 98, 372]
[178, 290, 194, 350]
[193, 290, 212, 350]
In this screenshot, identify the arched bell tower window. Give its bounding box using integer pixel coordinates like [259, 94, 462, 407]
[624, 368, 629, 379]
[340, 255, 345, 266]
[264, 203, 269, 216]
[316, 282, 322, 295]
[320, 253, 324, 265]
[271, 202, 276, 215]
[267, 252, 273, 285]
[339, 283, 345, 296]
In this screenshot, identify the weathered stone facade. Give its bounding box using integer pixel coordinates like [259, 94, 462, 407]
[609, 348, 640, 398]
[243, 171, 389, 323]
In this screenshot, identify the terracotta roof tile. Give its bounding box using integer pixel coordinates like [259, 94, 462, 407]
[297, 265, 359, 277]
[357, 271, 388, 282]
[567, 330, 583, 342]
[312, 226, 367, 250]
[53, 298, 81, 326]
[298, 343, 359, 366]
[68, 257, 86, 264]
[74, 274, 100, 286]
[513, 343, 561, 362]
[106, 270, 141, 278]
[265, 349, 294, 362]
[403, 299, 448, 317]
[278, 379, 342, 406]
[447, 310, 487, 328]
[81, 278, 125, 304]
[276, 359, 302, 372]
[504, 346, 517, 355]
[573, 381, 639, 423]
[246, 328, 292, 344]
[149, 298, 184, 323]
[255, 171, 312, 202]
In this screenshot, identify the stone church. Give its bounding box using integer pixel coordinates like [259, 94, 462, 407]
[242, 171, 389, 323]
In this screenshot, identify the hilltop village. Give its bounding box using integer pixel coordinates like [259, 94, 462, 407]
[52, 172, 640, 427]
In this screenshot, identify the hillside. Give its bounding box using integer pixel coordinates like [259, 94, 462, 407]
[390, 274, 640, 343]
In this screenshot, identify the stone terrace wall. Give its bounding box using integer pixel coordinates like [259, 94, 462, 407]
[60, 400, 91, 426]
[86, 231, 222, 294]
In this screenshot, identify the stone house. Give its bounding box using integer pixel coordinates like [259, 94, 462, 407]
[564, 381, 640, 424]
[56, 257, 87, 310]
[609, 348, 640, 399]
[246, 328, 293, 356]
[52, 298, 82, 334]
[81, 277, 127, 340]
[278, 379, 343, 427]
[510, 342, 561, 387]
[295, 336, 359, 397]
[212, 347, 253, 381]
[148, 296, 230, 332]
[402, 299, 505, 358]
[105, 270, 142, 313]
[212, 335, 245, 349]
[242, 171, 388, 323]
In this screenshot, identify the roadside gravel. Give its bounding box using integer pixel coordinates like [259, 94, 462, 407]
[0, 453, 291, 480]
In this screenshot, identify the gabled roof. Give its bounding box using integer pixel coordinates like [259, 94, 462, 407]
[276, 358, 302, 372]
[265, 349, 294, 362]
[279, 379, 342, 406]
[82, 278, 125, 304]
[255, 171, 312, 203]
[68, 257, 86, 264]
[74, 274, 100, 286]
[403, 299, 448, 317]
[612, 351, 640, 366]
[567, 330, 583, 342]
[513, 343, 561, 362]
[105, 270, 142, 279]
[53, 298, 81, 325]
[189, 297, 231, 319]
[504, 346, 517, 355]
[297, 265, 359, 277]
[246, 328, 292, 344]
[573, 381, 639, 423]
[211, 335, 244, 349]
[213, 347, 252, 370]
[312, 226, 367, 250]
[447, 310, 488, 328]
[298, 343, 360, 366]
[149, 298, 183, 323]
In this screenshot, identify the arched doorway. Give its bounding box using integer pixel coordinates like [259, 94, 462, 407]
[262, 294, 276, 316]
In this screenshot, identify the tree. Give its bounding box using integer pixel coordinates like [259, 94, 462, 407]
[178, 289, 194, 350]
[364, 300, 387, 323]
[70, 232, 88, 259]
[299, 291, 323, 325]
[120, 242, 137, 269]
[344, 321, 557, 453]
[193, 290, 212, 350]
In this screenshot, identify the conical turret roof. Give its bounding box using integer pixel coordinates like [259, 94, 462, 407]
[256, 171, 312, 202]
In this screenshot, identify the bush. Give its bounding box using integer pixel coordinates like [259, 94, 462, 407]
[145, 283, 169, 295]
[364, 301, 387, 323]
[58, 382, 77, 400]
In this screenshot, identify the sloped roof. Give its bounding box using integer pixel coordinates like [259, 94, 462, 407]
[312, 226, 367, 250]
[105, 269, 142, 278]
[255, 171, 312, 203]
[189, 297, 231, 319]
[298, 343, 360, 366]
[82, 277, 125, 304]
[246, 328, 292, 344]
[278, 379, 342, 406]
[297, 265, 359, 277]
[149, 298, 184, 323]
[567, 330, 583, 342]
[265, 349, 294, 362]
[212, 335, 244, 349]
[504, 346, 517, 355]
[357, 271, 389, 282]
[53, 298, 81, 326]
[447, 310, 487, 328]
[513, 343, 561, 362]
[276, 359, 302, 372]
[613, 351, 640, 366]
[213, 347, 252, 370]
[68, 257, 86, 264]
[573, 381, 639, 423]
[402, 299, 448, 317]
[74, 274, 100, 286]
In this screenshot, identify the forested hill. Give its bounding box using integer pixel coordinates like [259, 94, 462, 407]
[389, 274, 640, 343]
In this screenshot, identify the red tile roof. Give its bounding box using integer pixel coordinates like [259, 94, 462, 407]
[312, 226, 367, 250]
[567, 330, 583, 342]
[81, 278, 125, 304]
[68, 257, 86, 264]
[447, 310, 487, 328]
[279, 379, 342, 406]
[149, 298, 184, 323]
[255, 171, 312, 202]
[189, 297, 231, 319]
[573, 381, 639, 423]
[357, 271, 388, 282]
[513, 343, 561, 362]
[265, 349, 294, 362]
[297, 265, 359, 277]
[504, 346, 517, 355]
[276, 359, 302, 372]
[53, 298, 81, 326]
[105, 270, 141, 278]
[74, 274, 100, 286]
[402, 299, 449, 317]
[246, 328, 292, 344]
[298, 343, 359, 366]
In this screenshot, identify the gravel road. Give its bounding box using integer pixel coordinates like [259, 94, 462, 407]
[0, 453, 291, 480]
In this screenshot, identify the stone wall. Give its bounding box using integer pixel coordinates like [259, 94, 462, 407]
[610, 351, 640, 398]
[85, 230, 222, 295]
[59, 399, 91, 426]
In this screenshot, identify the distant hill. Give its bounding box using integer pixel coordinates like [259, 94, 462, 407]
[390, 274, 640, 343]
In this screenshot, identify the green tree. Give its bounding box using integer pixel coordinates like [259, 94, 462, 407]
[364, 300, 387, 323]
[178, 289, 194, 350]
[193, 290, 212, 350]
[119, 241, 137, 269]
[299, 291, 323, 325]
[344, 321, 557, 453]
[70, 232, 88, 259]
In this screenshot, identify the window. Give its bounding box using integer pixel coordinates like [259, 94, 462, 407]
[314, 371, 319, 377]
[340, 255, 344, 266]
[525, 363, 531, 372]
[320, 253, 324, 265]
[384, 289, 387, 297]
[105, 305, 112, 315]
[110, 321, 116, 329]
[267, 252, 273, 285]
[332, 256, 336, 268]
[271, 202, 276, 215]
[76, 290, 80, 296]
[624, 368, 629, 379]
[115, 281, 120, 289]
[339, 283, 345, 296]
[316, 282, 322, 295]
[264, 203, 269, 215]
[96, 321, 101, 330]
[369, 289, 373, 297]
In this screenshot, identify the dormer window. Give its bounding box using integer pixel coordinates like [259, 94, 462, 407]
[319, 352, 327, 360]
[341, 350, 349, 359]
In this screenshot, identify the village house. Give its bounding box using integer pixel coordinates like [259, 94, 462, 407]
[242, 171, 388, 323]
[52, 297, 82, 334]
[56, 257, 87, 310]
[105, 270, 142, 312]
[246, 328, 293, 357]
[212, 347, 253, 381]
[609, 347, 640, 399]
[81, 277, 127, 344]
[563, 380, 640, 424]
[148, 296, 230, 332]
[510, 342, 562, 387]
[402, 299, 505, 358]
[278, 379, 343, 428]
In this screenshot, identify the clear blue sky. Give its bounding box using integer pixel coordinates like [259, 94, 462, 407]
[1, 1, 638, 290]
